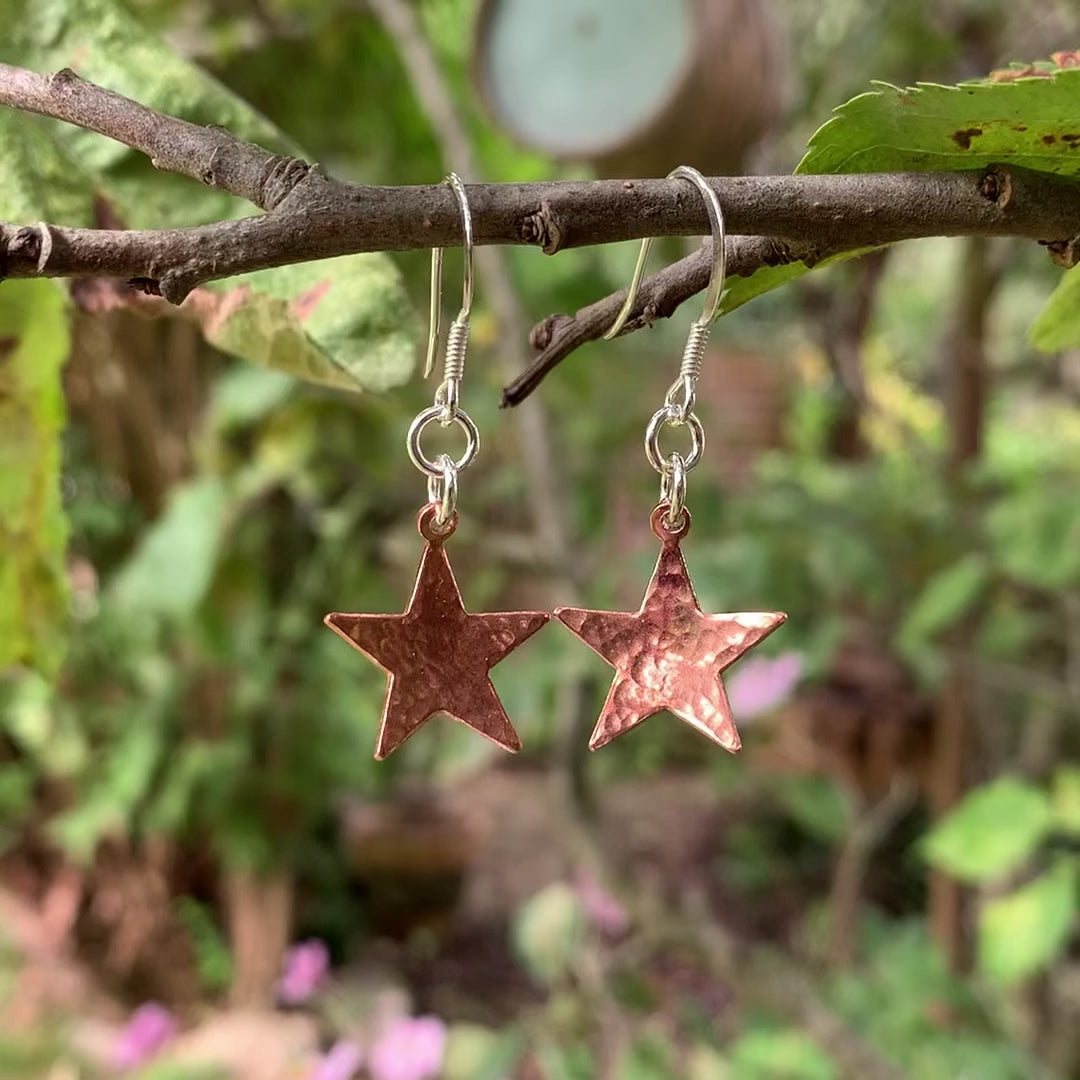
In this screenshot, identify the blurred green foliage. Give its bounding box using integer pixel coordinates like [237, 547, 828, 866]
[2, 0, 1080, 1077]
[0, 281, 69, 675]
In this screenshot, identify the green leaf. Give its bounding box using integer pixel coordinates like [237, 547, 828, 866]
[130, 1064, 228, 1080]
[536, 1042, 594, 1080]
[110, 477, 228, 619]
[196, 258, 417, 392]
[444, 1024, 524, 1080]
[174, 896, 232, 994]
[1030, 266, 1080, 351]
[776, 776, 853, 844]
[0, 764, 33, 818]
[8, 0, 295, 228]
[5, 0, 417, 391]
[729, 1028, 838, 1080]
[898, 553, 991, 649]
[0, 280, 70, 675]
[617, 1035, 677, 1080]
[0, 108, 95, 225]
[719, 246, 880, 316]
[512, 882, 585, 985]
[51, 725, 164, 861]
[146, 740, 245, 834]
[924, 777, 1053, 883]
[1052, 767, 1080, 837]
[800, 72, 1080, 176]
[721, 66, 1080, 318]
[985, 487, 1080, 590]
[0, 669, 87, 776]
[207, 366, 295, 431]
[978, 860, 1076, 985]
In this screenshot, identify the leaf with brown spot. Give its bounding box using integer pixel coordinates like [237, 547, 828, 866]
[723, 61, 1080, 319]
[802, 68, 1080, 176]
[951, 127, 983, 149]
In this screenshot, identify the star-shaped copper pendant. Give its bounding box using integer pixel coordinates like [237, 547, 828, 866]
[555, 504, 786, 753]
[325, 505, 549, 759]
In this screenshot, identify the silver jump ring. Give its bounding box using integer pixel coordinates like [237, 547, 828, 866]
[660, 452, 687, 526]
[407, 406, 480, 478]
[427, 453, 458, 524]
[645, 406, 704, 475]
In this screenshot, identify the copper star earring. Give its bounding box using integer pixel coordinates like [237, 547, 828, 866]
[325, 174, 548, 760]
[555, 165, 787, 753]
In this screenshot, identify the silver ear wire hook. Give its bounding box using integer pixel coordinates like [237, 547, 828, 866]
[605, 166, 726, 529]
[604, 166, 727, 422]
[424, 173, 474, 424]
[410, 172, 479, 526]
[605, 165, 726, 342]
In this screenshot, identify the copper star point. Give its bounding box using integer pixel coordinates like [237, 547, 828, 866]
[325, 506, 548, 759]
[556, 505, 786, 753]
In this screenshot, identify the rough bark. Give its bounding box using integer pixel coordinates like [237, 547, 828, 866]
[2, 63, 1080, 402]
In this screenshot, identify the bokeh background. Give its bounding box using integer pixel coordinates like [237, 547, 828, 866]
[3, 1, 1080, 1078]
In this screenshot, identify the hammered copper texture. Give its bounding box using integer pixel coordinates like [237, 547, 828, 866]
[325, 506, 549, 759]
[555, 505, 786, 752]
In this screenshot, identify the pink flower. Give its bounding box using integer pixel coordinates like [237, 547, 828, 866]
[575, 871, 630, 936]
[311, 1040, 364, 1080]
[369, 1016, 447, 1080]
[278, 939, 330, 1004]
[111, 1002, 176, 1071]
[726, 652, 803, 720]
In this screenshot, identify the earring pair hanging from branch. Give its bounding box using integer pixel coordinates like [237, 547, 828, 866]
[324, 174, 548, 760]
[327, 168, 785, 760]
[555, 166, 787, 753]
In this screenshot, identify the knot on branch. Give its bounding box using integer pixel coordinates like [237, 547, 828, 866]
[259, 155, 313, 211]
[128, 277, 163, 297]
[48, 67, 85, 95]
[521, 200, 564, 255]
[760, 238, 798, 268]
[979, 166, 1013, 207]
[0, 223, 52, 278]
[1043, 236, 1080, 269]
[128, 266, 201, 305]
[529, 313, 574, 351]
[198, 125, 311, 210]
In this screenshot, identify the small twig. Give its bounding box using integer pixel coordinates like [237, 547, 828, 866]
[502, 235, 802, 404]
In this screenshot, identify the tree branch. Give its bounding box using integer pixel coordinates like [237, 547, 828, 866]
[2, 63, 1080, 401]
[0, 63, 310, 209]
[504, 235, 800, 405]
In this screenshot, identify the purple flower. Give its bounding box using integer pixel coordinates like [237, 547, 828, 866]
[111, 1002, 176, 1071]
[575, 871, 630, 936]
[278, 939, 330, 1005]
[726, 652, 804, 720]
[311, 1040, 365, 1080]
[369, 1016, 447, 1080]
